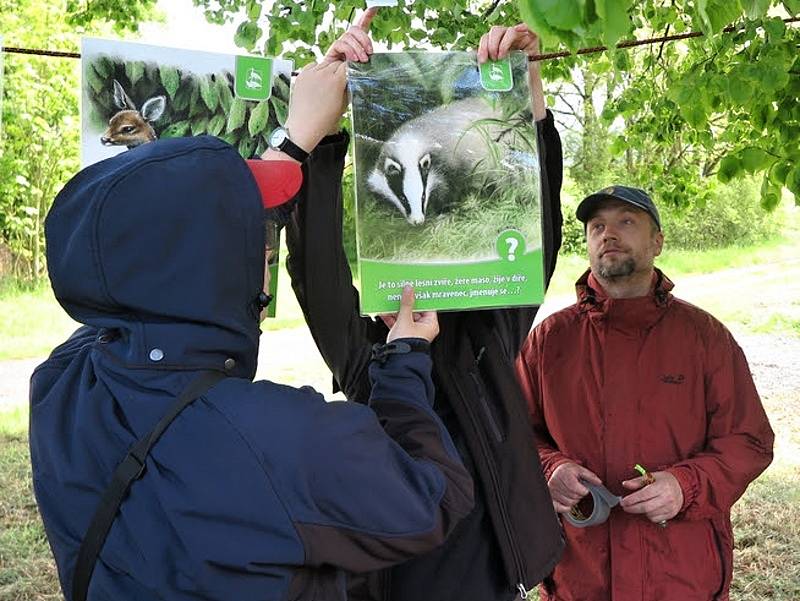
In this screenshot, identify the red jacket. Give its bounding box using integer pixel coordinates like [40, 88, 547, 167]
[516, 269, 774, 601]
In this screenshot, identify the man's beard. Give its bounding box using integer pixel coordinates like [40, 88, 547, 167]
[597, 256, 636, 279]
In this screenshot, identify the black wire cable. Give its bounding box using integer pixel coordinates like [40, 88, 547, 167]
[1, 16, 798, 72]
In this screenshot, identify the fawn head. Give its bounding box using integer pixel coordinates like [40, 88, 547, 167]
[101, 79, 167, 149]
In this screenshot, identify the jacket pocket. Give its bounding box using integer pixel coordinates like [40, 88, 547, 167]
[645, 518, 723, 600]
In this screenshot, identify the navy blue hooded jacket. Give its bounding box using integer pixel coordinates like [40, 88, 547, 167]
[29, 136, 474, 601]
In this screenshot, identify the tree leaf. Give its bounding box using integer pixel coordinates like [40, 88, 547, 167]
[741, 0, 771, 20]
[786, 166, 800, 197]
[207, 113, 226, 136]
[768, 161, 791, 186]
[717, 155, 742, 183]
[159, 66, 180, 101]
[783, 0, 800, 15]
[160, 121, 191, 139]
[125, 61, 145, 86]
[238, 136, 257, 158]
[270, 97, 288, 126]
[199, 76, 220, 111]
[234, 20, 262, 50]
[226, 97, 248, 133]
[596, 0, 633, 47]
[217, 73, 234, 113]
[740, 147, 772, 173]
[248, 100, 271, 137]
[191, 115, 210, 136]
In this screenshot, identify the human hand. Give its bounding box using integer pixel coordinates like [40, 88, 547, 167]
[477, 23, 541, 63]
[318, 7, 378, 134]
[378, 314, 397, 329]
[323, 7, 377, 64]
[620, 471, 684, 524]
[547, 462, 603, 514]
[282, 60, 348, 156]
[386, 285, 439, 343]
[477, 23, 546, 121]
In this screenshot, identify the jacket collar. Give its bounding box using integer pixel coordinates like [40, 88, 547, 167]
[575, 267, 674, 331]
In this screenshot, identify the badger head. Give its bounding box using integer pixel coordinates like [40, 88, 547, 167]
[367, 134, 447, 226]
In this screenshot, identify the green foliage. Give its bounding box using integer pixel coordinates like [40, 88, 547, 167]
[659, 177, 782, 249]
[65, 0, 160, 33]
[83, 58, 290, 159]
[192, 1, 800, 213]
[0, 1, 159, 284]
[519, 0, 634, 48]
[559, 177, 782, 255]
[0, 2, 82, 283]
[195, 0, 527, 62]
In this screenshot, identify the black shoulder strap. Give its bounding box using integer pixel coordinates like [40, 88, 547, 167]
[71, 370, 226, 601]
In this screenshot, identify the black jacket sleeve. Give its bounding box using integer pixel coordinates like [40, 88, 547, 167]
[285, 132, 385, 402]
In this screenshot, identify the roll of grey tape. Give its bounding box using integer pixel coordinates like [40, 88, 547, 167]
[563, 481, 622, 528]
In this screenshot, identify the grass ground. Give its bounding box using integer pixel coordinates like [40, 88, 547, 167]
[2, 363, 798, 600]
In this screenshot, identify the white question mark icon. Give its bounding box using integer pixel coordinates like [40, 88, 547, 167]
[506, 237, 519, 261]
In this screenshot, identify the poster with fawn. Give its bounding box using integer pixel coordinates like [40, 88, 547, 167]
[81, 38, 292, 317]
[349, 51, 545, 314]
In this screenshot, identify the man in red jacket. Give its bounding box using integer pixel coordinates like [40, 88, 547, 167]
[515, 185, 774, 601]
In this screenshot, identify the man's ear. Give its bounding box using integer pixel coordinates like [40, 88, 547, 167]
[653, 231, 664, 257]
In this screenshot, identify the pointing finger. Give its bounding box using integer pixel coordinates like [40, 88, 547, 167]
[356, 7, 379, 31]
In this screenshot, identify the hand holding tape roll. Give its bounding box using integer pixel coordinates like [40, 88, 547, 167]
[563, 480, 623, 528]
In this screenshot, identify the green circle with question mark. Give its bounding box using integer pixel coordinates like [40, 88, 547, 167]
[496, 229, 526, 263]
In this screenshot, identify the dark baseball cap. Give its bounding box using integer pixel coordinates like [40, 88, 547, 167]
[576, 185, 661, 231]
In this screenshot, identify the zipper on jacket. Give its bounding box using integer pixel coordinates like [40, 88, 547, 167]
[469, 370, 504, 443]
[452, 374, 529, 598]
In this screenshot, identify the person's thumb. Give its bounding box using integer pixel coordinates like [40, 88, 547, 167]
[396, 285, 415, 324]
[576, 466, 602, 485]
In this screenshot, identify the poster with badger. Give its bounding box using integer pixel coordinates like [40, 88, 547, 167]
[349, 51, 546, 314]
[80, 38, 292, 317]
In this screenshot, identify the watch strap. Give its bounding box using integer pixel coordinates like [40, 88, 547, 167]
[275, 131, 309, 163]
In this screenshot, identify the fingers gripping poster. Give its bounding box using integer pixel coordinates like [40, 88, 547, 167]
[348, 52, 546, 314]
[80, 39, 292, 317]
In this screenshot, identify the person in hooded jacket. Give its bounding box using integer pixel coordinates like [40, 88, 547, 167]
[29, 58, 475, 601]
[285, 18, 565, 601]
[515, 186, 775, 601]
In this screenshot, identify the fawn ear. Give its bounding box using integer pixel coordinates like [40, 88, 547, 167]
[113, 79, 136, 110]
[141, 96, 167, 122]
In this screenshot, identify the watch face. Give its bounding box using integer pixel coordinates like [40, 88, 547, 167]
[269, 128, 287, 148]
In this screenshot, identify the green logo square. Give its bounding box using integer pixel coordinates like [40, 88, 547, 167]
[235, 55, 273, 101]
[479, 57, 513, 92]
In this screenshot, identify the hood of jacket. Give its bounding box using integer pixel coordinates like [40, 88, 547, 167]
[45, 135, 266, 379]
[573, 267, 675, 332]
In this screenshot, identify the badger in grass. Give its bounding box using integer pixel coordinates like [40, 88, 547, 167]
[364, 95, 526, 225]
